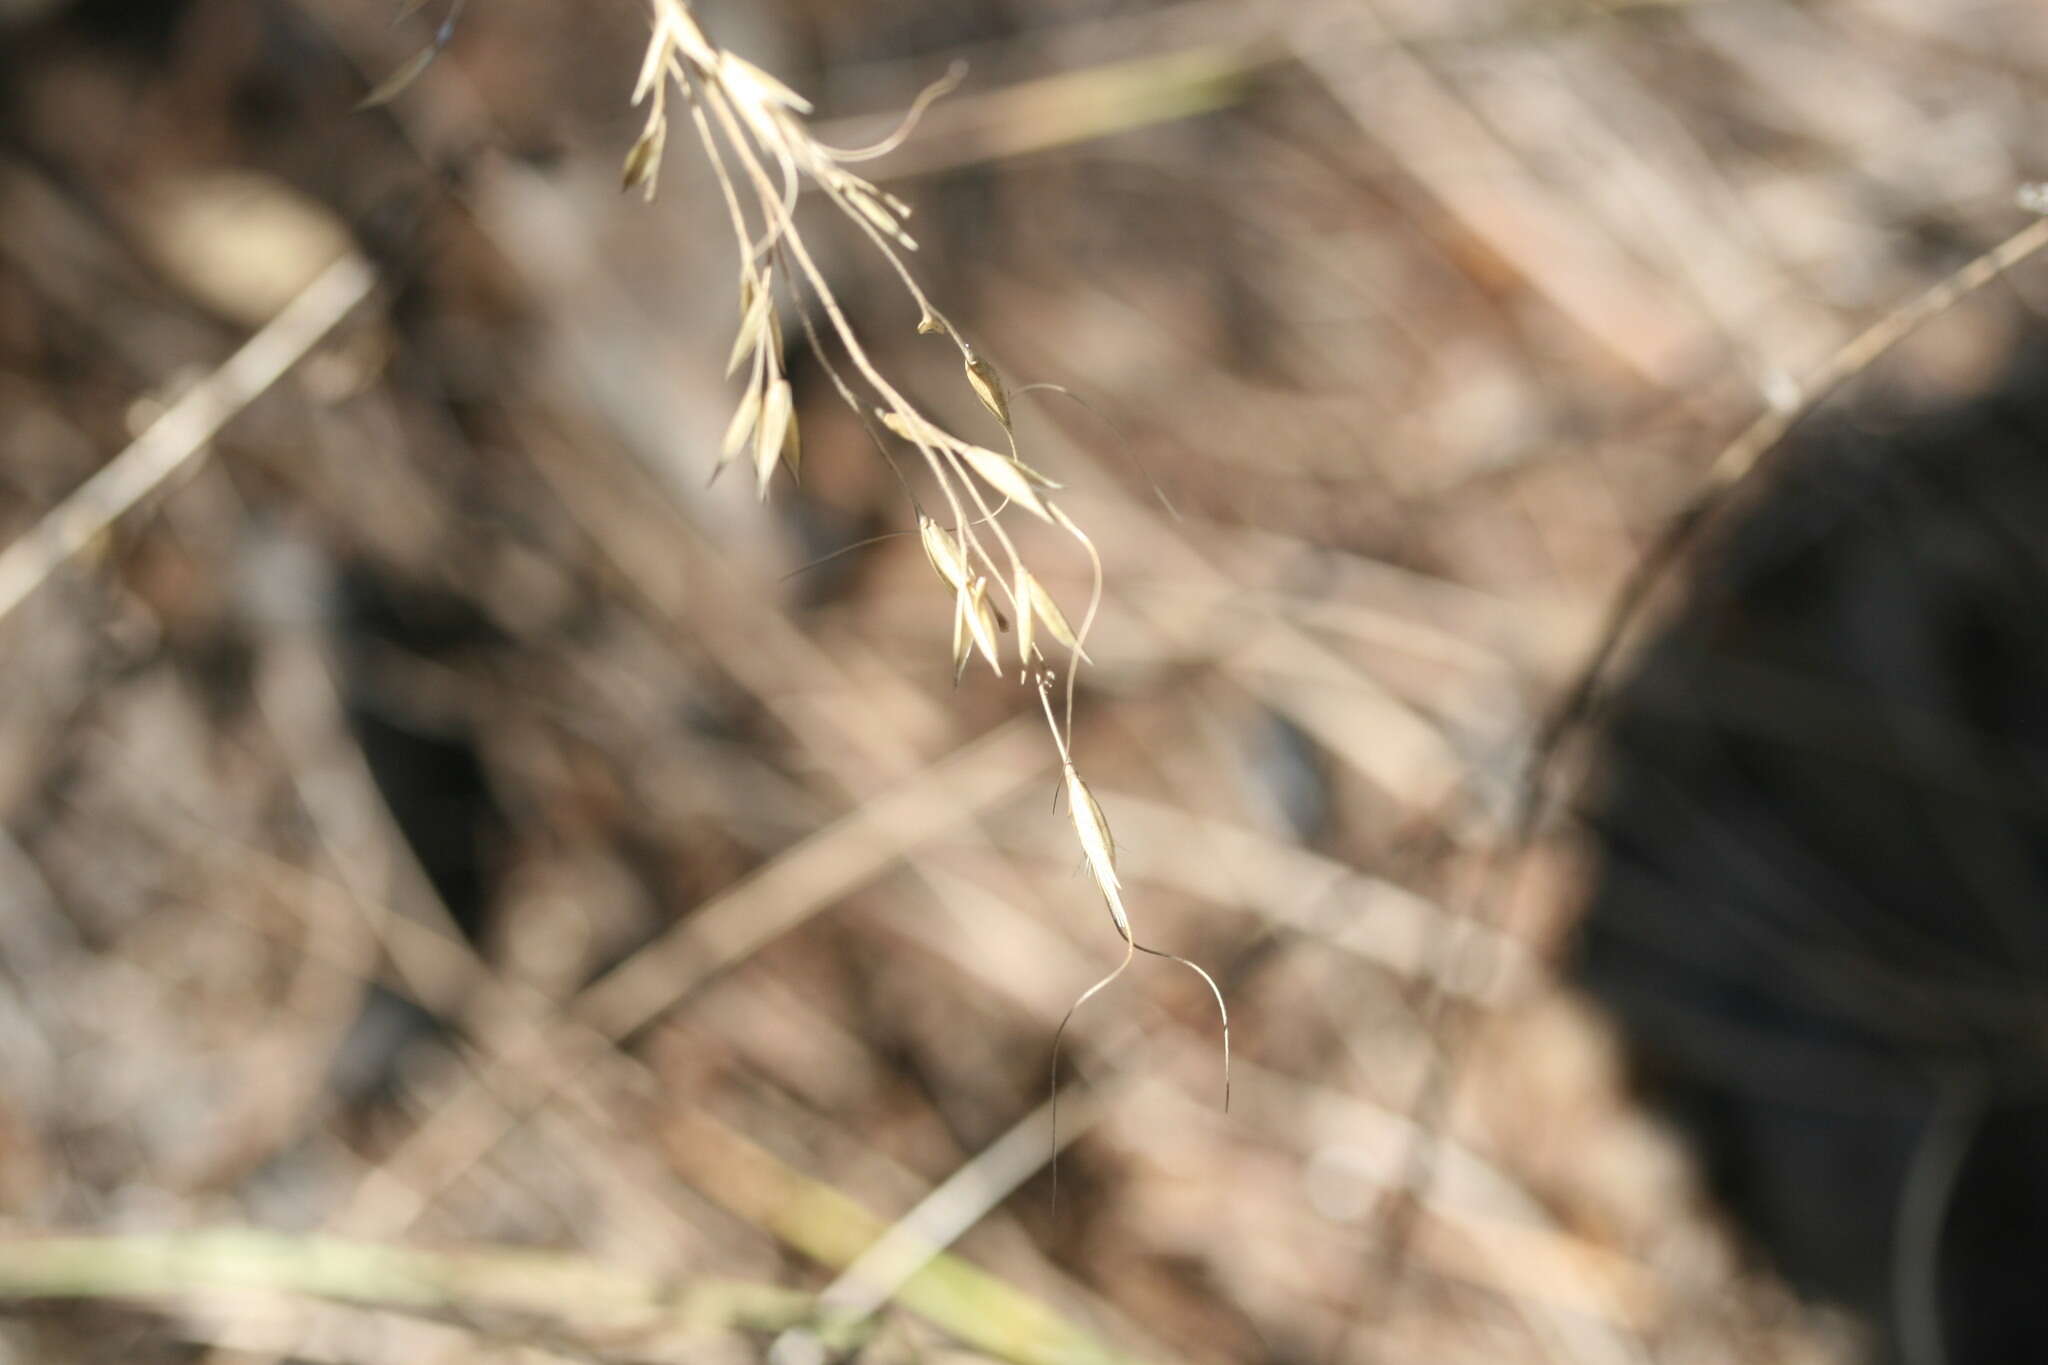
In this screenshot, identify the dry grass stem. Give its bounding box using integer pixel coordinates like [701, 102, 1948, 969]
[0, 252, 375, 630]
[626, 0, 1231, 1146]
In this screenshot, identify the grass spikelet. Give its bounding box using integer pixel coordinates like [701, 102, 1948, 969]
[721, 375, 763, 461]
[1062, 762, 1127, 937]
[754, 377, 792, 497]
[779, 401, 800, 482]
[963, 348, 1011, 431]
[1014, 565, 1036, 666]
[1022, 567, 1088, 664]
[918, 515, 970, 593]
[621, 116, 667, 199]
[956, 444, 1054, 522]
[877, 408, 932, 446]
[965, 576, 1003, 675]
[630, 13, 670, 104]
[717, 52, 814, 114]
[845, 185, 917, 251]
[950, 588, 972, 684]
[726, 276, 772, 378]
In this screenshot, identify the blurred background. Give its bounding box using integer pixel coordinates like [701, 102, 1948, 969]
[3, 0, 2047, 1362]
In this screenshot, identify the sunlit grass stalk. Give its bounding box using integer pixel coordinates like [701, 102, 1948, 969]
[626, 0, 1228, 1165]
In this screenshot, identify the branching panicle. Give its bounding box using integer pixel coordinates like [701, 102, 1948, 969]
[628, 0, 1229, 1171]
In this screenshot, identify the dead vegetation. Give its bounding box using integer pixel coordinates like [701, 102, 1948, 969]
[2, 0, 2047, 1362]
